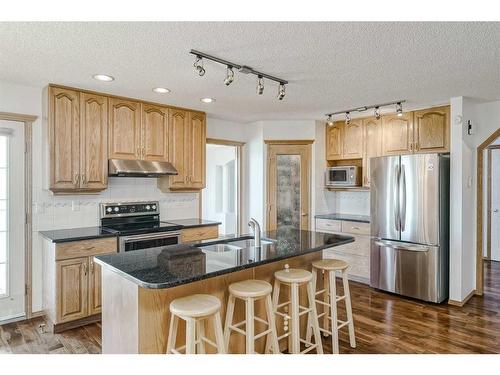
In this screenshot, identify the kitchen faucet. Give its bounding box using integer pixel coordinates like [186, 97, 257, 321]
[248, 218, 261, 247]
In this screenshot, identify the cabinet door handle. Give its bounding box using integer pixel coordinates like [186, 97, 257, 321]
[83, 262, 88, 276]
[351, 226, 360, 230]
[409, 143, 413, 152]
[82, 173, 87, 185]
[137, 147, 141, 158]
[74, 172, 79, 185]
[415, 142, 419, 151]
[90, 260, 94, 274]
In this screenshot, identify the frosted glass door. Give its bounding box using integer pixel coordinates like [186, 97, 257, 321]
[267, 144, 310, 232]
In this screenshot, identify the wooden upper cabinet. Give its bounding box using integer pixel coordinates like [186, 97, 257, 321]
[188, 112, 206, 189]
[167, 109, 188, 189]
[49, 87, 80, 190]
[326, 121, 343, 160]
[413, 106, 450, 153]
[57, 257, 88, 323]
[142, 104, 169, 162]
[362, 117, 382, 187]
[382, 112, 414, 156]
[343, 119, 363, 159]
[108, 98, 141, 160]
[79, 93, 108, 190]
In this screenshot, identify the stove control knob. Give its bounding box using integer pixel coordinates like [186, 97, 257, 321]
[114, 207, 119, 212]
[106, 207, 112, 213]
[152, 205, 157, 210]
[146, 205, 151, 210]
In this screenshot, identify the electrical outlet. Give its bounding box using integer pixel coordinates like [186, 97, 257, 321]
[72, 201, 80, 211]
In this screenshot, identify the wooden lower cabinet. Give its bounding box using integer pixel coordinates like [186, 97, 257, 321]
[43, 237, 117, 332]
[57, 257, 88, 323]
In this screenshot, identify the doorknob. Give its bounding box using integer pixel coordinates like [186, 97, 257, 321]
[494, 209, 499, 213]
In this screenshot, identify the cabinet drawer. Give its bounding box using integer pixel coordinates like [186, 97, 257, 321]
[181, 225, 219, 243]
[341, 220, 370, 235]
[326, 235, 370, 257]
[56, 237, 118, 261]
[323, 250, 370, 280]
[315, 218, 342, 233]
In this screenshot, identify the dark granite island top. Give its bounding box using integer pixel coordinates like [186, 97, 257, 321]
[94, 229, 354, 289]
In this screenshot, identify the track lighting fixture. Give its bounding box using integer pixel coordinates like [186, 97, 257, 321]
[325, 100, 405, 125]
[277, 83, 286, 100]
[345, 112, 351, 125]
[257, 76, 264, 95]
[224, 66, 234, 86]
[189, 49, 287, 100]
[327, 115, 334, 126]
[396, 102, 403, 117]
[194, 56, 205, 77]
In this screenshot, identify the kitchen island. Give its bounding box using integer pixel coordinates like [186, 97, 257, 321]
[95, 228, 354, 354]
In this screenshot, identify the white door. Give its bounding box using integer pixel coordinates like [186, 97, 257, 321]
[0, 120, 25, 322]
[492, 149, 500, 261]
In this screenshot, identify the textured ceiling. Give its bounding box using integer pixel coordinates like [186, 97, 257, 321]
[0, 22, 499, 122]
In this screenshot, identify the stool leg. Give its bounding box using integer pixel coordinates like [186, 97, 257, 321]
[342, 270, 356, 348]
[323, 270, 330, 335]
[265, 294, 280, 354]
[166, 314, 178, 354]
[306, 279, 323, 354]
[185, 317, 196, 354]
[223, 294, 235, 352]
[265, 280, 280, 354]
[245, 297, 255, 354]
[289, 283, 300, 354]
[305, 267, 317, 345]
[196, 319, 206, 354]
[329, 271, 339, 354]
[213, 312, 226, 354]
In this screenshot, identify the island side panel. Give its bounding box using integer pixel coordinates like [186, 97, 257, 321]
[101, 268, 140, 354]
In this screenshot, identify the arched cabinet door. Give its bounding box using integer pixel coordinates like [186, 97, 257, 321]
[326, 121, 343, 160]
[167, 109, 188, 189]
[343, 119, 363, 159]
[142, 104, 169, 162]
[382, 113, 414, 156]
[413, 106, 450, 153]
[187, 112, 206, 189]
[362, 117, 382, 187]
[108, 98, 141, 160]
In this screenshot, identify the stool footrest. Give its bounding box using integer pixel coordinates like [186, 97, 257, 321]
[337, 319, 349, 329]
[254, 329, 272, 341]
[315, 299, 330, 307]
[254, 316, 269, 326]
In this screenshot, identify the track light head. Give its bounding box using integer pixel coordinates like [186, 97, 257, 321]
[277, 83, 286, 100]
[374, 106, 381, 120]
[327, 115, 334, 126]
[396, 102, 403, 117]
[194, 56, 205, 77]
[345, 112, 351, 125]
[257, 76, 264, 95]
[224, 66, 234, 86]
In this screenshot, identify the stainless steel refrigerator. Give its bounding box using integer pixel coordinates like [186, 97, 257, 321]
[370, 153, 449, 303]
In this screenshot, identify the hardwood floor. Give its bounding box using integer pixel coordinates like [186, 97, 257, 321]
[1, 261, 499, 354]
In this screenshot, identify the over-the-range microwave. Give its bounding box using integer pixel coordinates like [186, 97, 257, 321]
[325, 166, 361, 187]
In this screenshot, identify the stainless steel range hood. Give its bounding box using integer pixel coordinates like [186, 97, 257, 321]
[108, 159, 178, 177]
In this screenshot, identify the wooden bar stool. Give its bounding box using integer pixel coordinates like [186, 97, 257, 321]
[166, 294, 225, 354]
[306, 259, 356, 354]
[223, 279, 280, 354]
[266, 265, 323, 354]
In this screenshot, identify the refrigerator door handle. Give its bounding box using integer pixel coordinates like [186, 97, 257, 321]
[400, 164, 407, 232]
[374, 240, 429, 252]
[394, 164, 400, 231]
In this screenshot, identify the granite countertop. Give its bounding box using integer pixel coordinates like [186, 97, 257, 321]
[315, 213, 370, 223]
[94, 229, 354, 289]
[39, 227, 118, 243]
[164, 218, 222, 228]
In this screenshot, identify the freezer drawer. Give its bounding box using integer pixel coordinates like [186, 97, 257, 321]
[370, 239, 448, 303]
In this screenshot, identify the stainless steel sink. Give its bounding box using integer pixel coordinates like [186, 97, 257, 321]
[199, 243, 243, 252]
[227, 238, 275, 248]
[198, 237, 276, 253]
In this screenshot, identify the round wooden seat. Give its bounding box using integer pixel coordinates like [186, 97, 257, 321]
[274, 268, 313, 284]
[312, 259, 349, 271]
[170, 294, 221, 318]
[228, 279, 273, 298]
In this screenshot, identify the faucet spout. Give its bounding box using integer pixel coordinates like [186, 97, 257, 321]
[248, 218, 262, 247]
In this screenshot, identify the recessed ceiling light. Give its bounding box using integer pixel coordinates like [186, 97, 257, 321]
[200, 97, 215, 103]
[152, 87, 171, 94]
[93, 74, 114, 82]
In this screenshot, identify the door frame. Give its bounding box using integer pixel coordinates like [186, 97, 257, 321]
[486, 145, 500, 261]
[265, 140, 314, 231]
[204, 138, 245, 235]
[476, 127, 500, 295]
[0, 111, 37, 320]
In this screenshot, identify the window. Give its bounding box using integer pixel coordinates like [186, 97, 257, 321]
[0, 134, 8, 297]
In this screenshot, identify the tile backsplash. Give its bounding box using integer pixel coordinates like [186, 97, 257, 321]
[32, 177, 200, 232]
[320, 191, 370, 216]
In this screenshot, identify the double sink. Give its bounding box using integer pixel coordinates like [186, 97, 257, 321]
[197, 236, 276, 253]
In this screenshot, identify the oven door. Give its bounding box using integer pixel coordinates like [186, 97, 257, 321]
[119, 232, 180, 252]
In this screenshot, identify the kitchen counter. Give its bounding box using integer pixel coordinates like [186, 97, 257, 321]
[164, 218, 221, 228]
[97, 228, 354, 353]
[39, 226, 117, 243]
[95, 229, 354, 289]
[315, 213, 370, 223]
